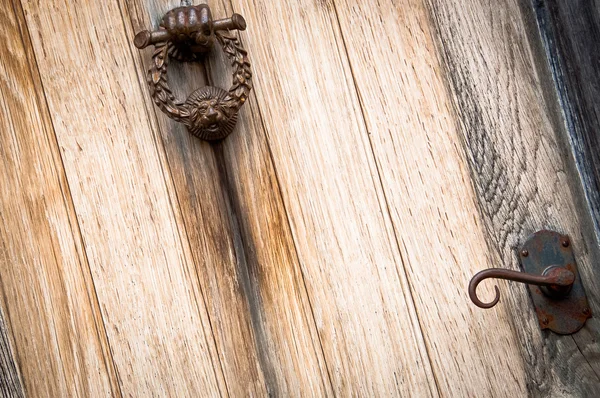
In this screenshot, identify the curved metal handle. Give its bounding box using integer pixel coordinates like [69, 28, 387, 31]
[469, 230, 591, 334]
[468, 266, 575, 308]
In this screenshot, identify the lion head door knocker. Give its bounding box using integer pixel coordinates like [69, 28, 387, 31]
[134, 4, 252, 140]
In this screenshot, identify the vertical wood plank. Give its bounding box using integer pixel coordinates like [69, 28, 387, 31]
[531, 0, 600, 379]
[229, 0, 438, 395]
[532, 0, 600, 242]
[0, 307, 24, 398]
[124, 0, 333, 395]
[331, 0, 528, 395]
[427, 0, 600, 394]
[18, 0, 226, 395]
[126, 4, 267, 396]
[0, 0, 119, 396]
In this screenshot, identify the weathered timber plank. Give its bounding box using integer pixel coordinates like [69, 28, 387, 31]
[530, 0, 600, 310]
[0, 1, 120, 396]
[332, 0, 531, 395]
[532, 0, 600, 243]
[529, 0, 600, 388]
[123, 0, 332, 395]
[18, 0, 227, 395]
[427, 0, 600, 395]
[229, 0, 437, 395]
[0, 307, 24, 398]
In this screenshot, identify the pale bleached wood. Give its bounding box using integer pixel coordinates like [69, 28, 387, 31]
[18, 0, 227, 395]
[122, 0, 333, 395]
[229, 0, 437, 395]
[0, 1, 119, 396]
[330, 0, 529, 395]
[427, 0, 600, 395]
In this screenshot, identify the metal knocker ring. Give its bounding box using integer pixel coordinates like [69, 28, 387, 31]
[134, 4, 252, 141]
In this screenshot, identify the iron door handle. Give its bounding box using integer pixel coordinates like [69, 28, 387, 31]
[134, 4, 252, 141]
[468, 230, 592, 334]
[469, 266, 575, 309]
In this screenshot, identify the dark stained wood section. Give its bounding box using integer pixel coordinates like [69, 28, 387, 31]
[0, 308, 23, 398]
[529, 0, 600, 391]
[532, 0, 600, 241]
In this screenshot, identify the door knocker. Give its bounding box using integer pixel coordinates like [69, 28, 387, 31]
[134, 4, 252, 140]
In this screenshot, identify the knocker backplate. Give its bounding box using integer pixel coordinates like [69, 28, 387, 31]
[520, 230, 592, 334]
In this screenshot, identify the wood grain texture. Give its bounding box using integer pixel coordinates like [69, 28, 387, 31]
[530, 0, 600, 391]
[331, 0, 530, 395]
[124, 0, 332, 395]
[18, 0, 227, 395]
[0, 307, 23, 398]
[532, 0, 600, 243]
[531, 0, 600, 305]
[3, 0, 599, 395]
[230, 0, 438, 395]
[427, 0, 600, 395]
[0, 1, 119, 396]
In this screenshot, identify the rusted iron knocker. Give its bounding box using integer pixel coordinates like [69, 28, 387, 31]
[134, 4, 252, 140]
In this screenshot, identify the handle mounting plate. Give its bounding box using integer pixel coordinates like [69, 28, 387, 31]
[520, 230, 592, 334]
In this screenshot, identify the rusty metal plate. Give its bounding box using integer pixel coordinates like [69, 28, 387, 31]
[520, 230, 592, 334]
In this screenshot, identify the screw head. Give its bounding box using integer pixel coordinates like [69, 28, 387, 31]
[521, 249, 529, 257]
[561, 238, 570, 247]
[583, 307, 591, 316]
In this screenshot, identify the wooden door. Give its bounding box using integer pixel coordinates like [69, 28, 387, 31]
[1, 0, 599, 396]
